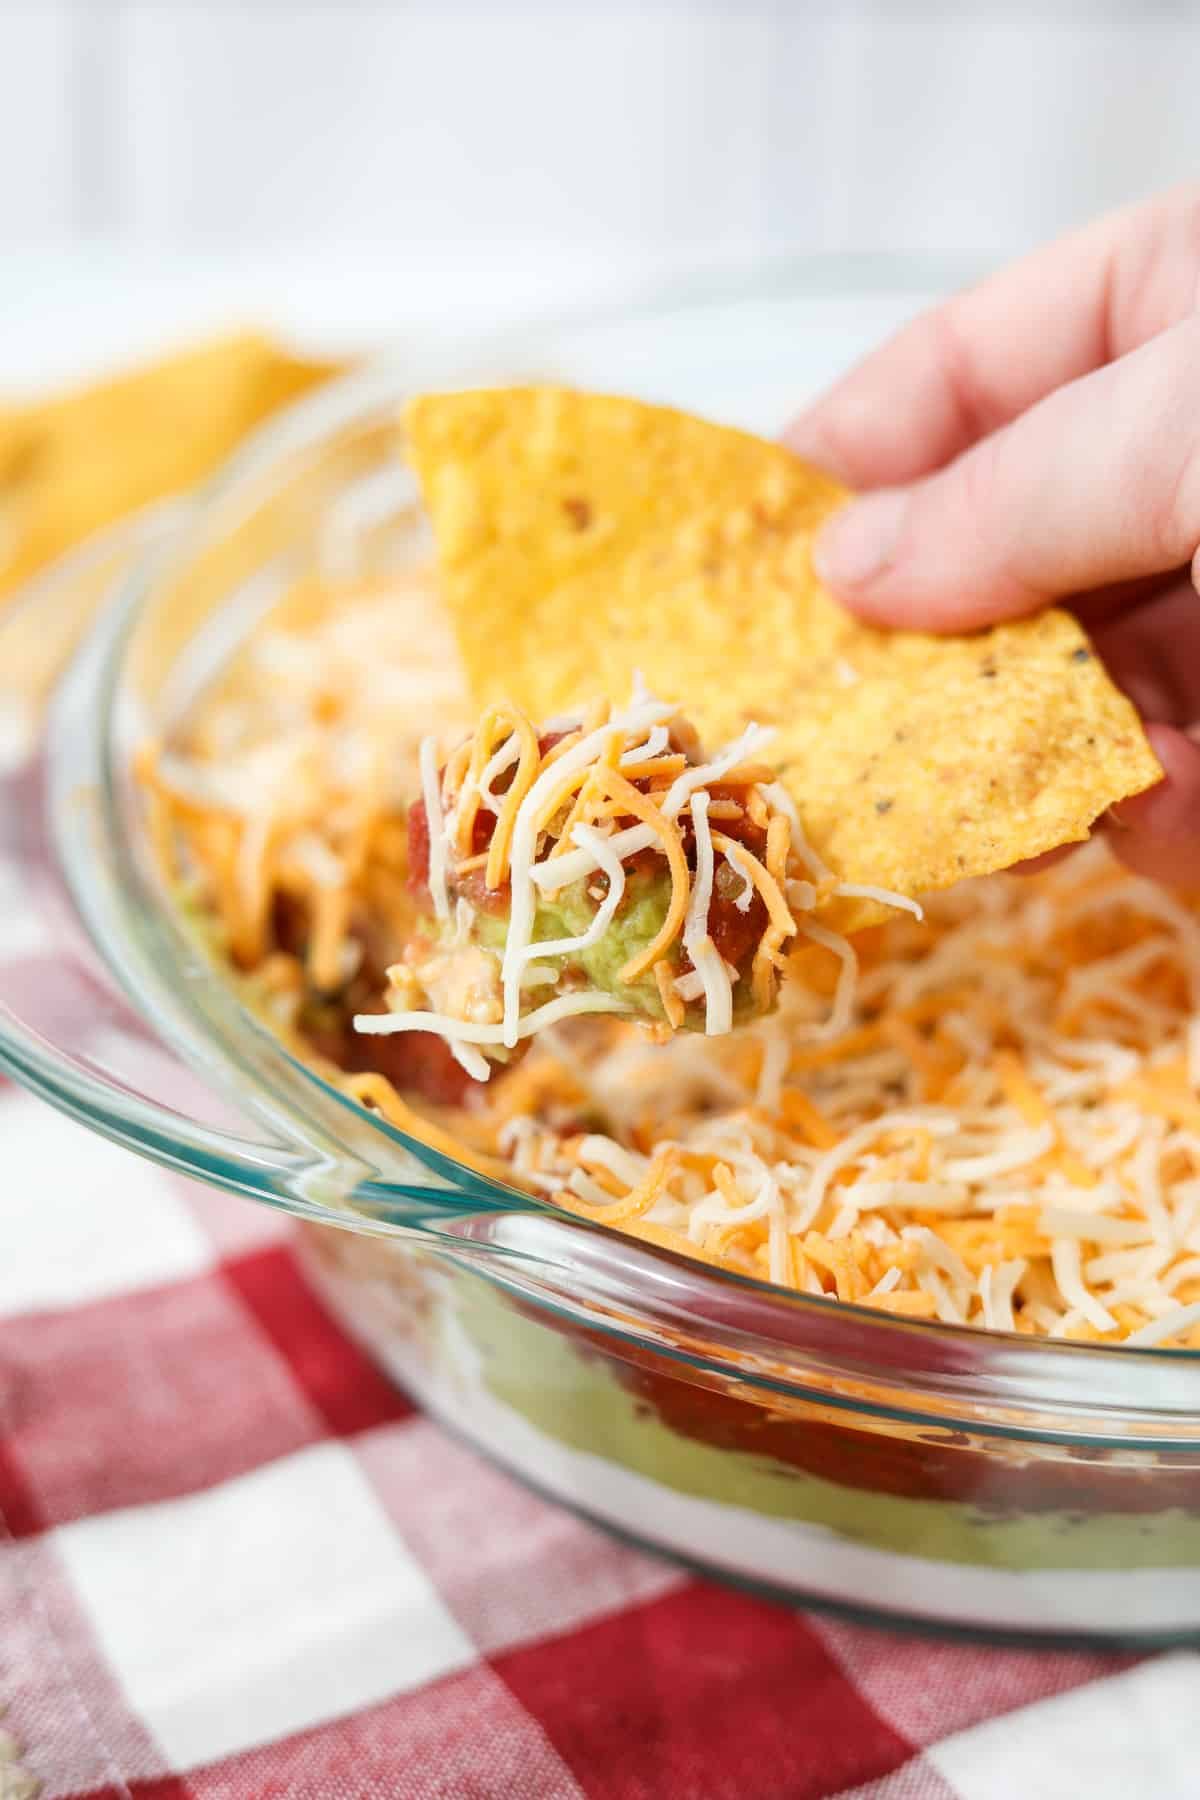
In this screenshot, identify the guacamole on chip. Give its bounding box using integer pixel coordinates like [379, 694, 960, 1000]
[361, 692, 874, 1075]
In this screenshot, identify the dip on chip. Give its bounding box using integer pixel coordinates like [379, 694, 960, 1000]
[406, 386, 1160, 924]
[363, 690, 919, 1078]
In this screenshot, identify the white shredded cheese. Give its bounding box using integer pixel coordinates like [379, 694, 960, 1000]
[354, 988, 635, 1055]
[979, 1260, 1025, 1332]
[1126, 1300, 1200, 1347]
[578, 1136, 652, 1188]
[661, 723, 776, 819]
[516, 822, 628, 964]
[476, 730, 522, 814]
[1050, 1237, 1117, 1334]
[418, 734, 451, 922]
[285, 832, 346, 890]
[451, 897, 475, 948]
[530, 822, 657, 892]
[761, 782, 830, 880]
[502, 700, 674, 1045]
[799, 1112, 958, 1227]
[683, 791, 733, 1036]
[755, 1025, 791, 1112]
[723, 841, 757, 913]
[794, 917, 859, 1040]
[944, 1126, 1056, 1182]
[567, 1168, 617, 1207]
[620, 725, 670, 766]
[447, 1038, 492, 1083]
[834, 882, 924, 921]
[520, 964, 559, 989]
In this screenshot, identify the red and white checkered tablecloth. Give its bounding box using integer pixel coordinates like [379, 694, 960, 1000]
[3, 1074, 1199, 1800]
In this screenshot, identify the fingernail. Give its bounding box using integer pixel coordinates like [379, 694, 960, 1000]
[813, 489, 908, 590]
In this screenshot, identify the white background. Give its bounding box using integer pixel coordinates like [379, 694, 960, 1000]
[0, 1, 1198, 386]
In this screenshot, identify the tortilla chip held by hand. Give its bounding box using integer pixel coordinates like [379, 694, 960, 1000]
[405, 386, 1160, 921]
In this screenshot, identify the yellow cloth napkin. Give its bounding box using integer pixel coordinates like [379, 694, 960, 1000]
[0, 331, 346, 603]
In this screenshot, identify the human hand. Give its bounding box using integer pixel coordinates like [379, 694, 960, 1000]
[786, 185, 1200, 886]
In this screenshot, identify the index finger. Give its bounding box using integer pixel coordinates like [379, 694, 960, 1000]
[784, 184, 1200, 489]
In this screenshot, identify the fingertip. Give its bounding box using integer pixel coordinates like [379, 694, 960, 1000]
[1108, 723, 1200, 887]
[811, 490, 909, 595]
[810, 487, 1006, 633]
[784, 374, 944, 490]
[782, 410, 860, 486]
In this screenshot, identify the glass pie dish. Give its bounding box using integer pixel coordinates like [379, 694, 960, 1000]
[4, 267, 1200, 1648]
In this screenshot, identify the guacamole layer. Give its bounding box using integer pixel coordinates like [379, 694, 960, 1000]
[453, 1273, 1200, 1574]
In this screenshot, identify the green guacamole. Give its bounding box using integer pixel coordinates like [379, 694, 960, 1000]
[454, 1273, 1200, 1575]
[468, 867, 761, 1027]
[472, 868, 673, 1018]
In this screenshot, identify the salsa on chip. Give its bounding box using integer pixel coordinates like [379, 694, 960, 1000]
[369, 689, 917, 1078]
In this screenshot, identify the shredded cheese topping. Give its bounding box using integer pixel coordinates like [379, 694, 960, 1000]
[682, 791, 731, 1036]
[505, 842, 1200, 1346]
[498, 701, 672, 1044]
[355, 988, 636, 1043]
[395, 691, 862, 1058]
[142, 575, 1200, 1347]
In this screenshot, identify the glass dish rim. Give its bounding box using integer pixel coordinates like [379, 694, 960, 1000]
[6, 257, 1200, 1443]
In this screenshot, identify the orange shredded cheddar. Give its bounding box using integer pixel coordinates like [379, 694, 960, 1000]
[556, 1146, 681, 1226]
[590, 765, 691, 983]
[873, 1290, 940, 1318]
[341, 1073, 515, 1184]
[150, 568, 1200, 1346]
[779, 1088, 840, 1150]
[654, 959, 685, 1030]
[484, 707, 542, 889]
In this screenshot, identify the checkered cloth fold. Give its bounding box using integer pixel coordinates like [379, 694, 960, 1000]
[3, 1079, 1198, 1799]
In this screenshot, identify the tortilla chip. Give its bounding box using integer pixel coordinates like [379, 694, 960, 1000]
[0, 332, 345, 604]
[406, 386, 1161, 917]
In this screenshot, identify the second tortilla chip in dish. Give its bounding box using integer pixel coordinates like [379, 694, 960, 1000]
[406, 386, 1160, 926]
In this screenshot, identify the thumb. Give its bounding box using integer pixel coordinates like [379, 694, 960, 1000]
[812, 315, 1200, 631]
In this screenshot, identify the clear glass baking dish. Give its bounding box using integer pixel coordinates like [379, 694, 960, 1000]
[4, 266, 1200, 1648]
